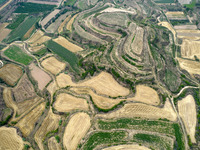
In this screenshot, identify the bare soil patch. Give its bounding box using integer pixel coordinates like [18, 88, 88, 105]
[29, 63, 51, 90]
[63, 112, 91, 150]
[178, 95, 197, 143]
[0, 28, 11, 42]
[174, 25, 197, 30]
[0, 63, 23, 86]
[0, 127, 24, 150]
[41, 56, 66, 75]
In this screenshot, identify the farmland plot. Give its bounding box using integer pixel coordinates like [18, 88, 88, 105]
[0, 28, 11, 42]
[178, 95, 197, 143]
[41, 9, 60, 28]
[56, 72, 130, 97]
[66, 14, 78, 31]
[0, 127, 24, 150]
[131, 27, 144, 55]
[27, 30, 44, 43]
[29, 36, 51, 47]
[176, 30, 200, 39]
[13, 74, 36, 103]
[58, 15, 71, 33]
[54, 92, 89, 112]
[35, 110, 61, 150]
[63, 112, 91, 150]
[0, 63, 23, 86]
[165, 11, 187, 20]
[15, 102, 45, 137]
[102, 144, 150, 150]
[53, 36, 83, 52]
[97, 99, 177, 121]
[41, 56, 66, 75]
[101, 7, 136, 14]
[29, 63, 51, 90]
[48, 137, 62, 150]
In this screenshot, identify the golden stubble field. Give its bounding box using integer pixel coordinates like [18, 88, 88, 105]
[178, 95, 197, 143]
[102, 144, 151, 150]
[63, 112, 91, 150]
[0, 127, 24, 150]
[41, 56, 66, 75]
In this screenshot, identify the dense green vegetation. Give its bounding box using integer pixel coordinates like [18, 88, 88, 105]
[6, 14, 27, 30]
[154, 0, 174, 3]
[82, 131, 127, 150]
[64, 0, 77, 6]
[173, 123, 185, 150]
[184, 0, 196, 8]
[98, 118, 175, 135]
[15, 2, 56, 13]
[4, 45, 33, 65]
[0, 44, 6, 50]
[0, 0, 6, 5]
[46, 40, 79, 72]
[6, 16, 39, 43]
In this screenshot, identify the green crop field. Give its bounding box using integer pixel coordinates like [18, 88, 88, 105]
[64, 0, 77, 6]
[15, 2, 56, 13]
[6, 16, 39, 43]
[46, 40, 79, 72]
[0, 0, 7, 5]
[154, 0, 174, 3]
[82, 131, 127, 150]
[98, 118, 175, 136]
[4, 45, 33, 65]
[7, 14, 28, 30]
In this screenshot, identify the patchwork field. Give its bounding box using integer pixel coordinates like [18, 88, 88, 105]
[53, 36, 83, 52]
[0, 127, 24, 150]
[54, 92, 89, 112]
[15, 102, 45, 137]
[97, 99, 177, 121]
[63, 112, 91, 150]
[58, 15, 71, 33]
[178, 95, 197, 143]
[56, 72, 130, 97]
[0, 63, 23, 86]
[41, 56, 66, 75]
[29, 63, 51, 90]
[34, 110, 61, 150]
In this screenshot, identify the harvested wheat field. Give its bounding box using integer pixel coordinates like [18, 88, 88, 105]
[0, 127, 24, 150]
[176, 30, 200, 40]
[35, 110, 61, 150]
[13, 74, 36, 103]
[54, 92, 89, 112]
[128, 85, 160, 105]
[174, 25, 197, 30]
[165, 11, 186, 20]
[15, 102, 45, 137]
[158, 22, 176, 40]
[29, 63, 51, 90]
[66, 14, 78, 31]
[102, 144, 150, 150]
[58, 15, 71, 33]
[177, 58, 200, 75]
[178, 95, 197, 143]
[29, 36, 51, 47]
[63, 112, 91, 150]
[17, 96, 43, 117]
[27, 30, 44, 43]
[97, 99, 177, 121]
[41, 56, 66, 75]
[29, 44, 46, 52]
[101, 7, 136, 14]
[70, 87, 122, 110]
[56, 72, 130, 97]
[53, 36, 83, 52]
[47, 80, 59, 97]
[181, 39, 200, 59]
[0, 63, 23, 86]
[48, 137, 62, 150]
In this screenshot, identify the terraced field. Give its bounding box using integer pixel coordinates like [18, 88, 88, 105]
[0, 0, 199, 149]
